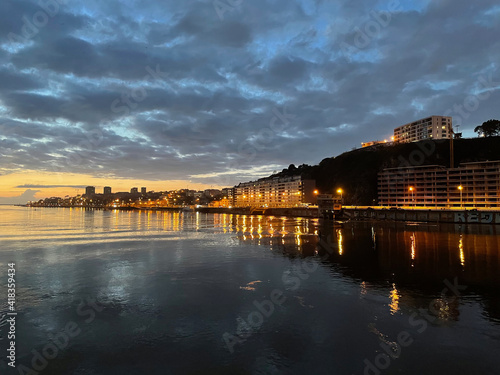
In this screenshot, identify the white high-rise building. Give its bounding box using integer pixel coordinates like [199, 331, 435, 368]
[394, 116, 452, 143]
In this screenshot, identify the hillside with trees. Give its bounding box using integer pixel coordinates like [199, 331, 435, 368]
[269, 136, 500, 205]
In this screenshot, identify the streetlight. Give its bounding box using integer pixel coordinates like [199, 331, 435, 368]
[409, 186, 415, 208]
[458, 185, 463, 208]
[337, 188, 343, 203]
[313, 190, 319, 195]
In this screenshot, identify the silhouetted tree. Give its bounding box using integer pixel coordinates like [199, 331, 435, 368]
[474, 119, 500, 137]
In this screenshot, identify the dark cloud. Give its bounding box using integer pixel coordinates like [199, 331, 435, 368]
[0, 68, 41, 91]
[0, 1, 89, 44]
[0, 0, 498, 190]
[267, 56, 309, 85]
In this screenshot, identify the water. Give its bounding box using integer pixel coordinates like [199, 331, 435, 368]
[0, 206, 499, 375]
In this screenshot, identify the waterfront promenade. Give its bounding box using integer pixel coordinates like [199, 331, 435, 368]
[22, 204, 500, 224]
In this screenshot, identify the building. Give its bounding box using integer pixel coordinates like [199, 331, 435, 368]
[378, 161, 500, 208]
[317, 194, 343, 218]
[393, 116, 452, 143]
[221, 188, 233, 198]
[233, 176, 317, 208]
[208, 197, 232, 208]
[131, 187, 138, 194]
[222, 188, 235, 205]
[85, 186, 96, 196]
[361, 140, 392, 148]
[203, 189, 222, 198]
[141, 187, 147, 194]
[184, 190, 196, 198]
[103, 186, 112, 195]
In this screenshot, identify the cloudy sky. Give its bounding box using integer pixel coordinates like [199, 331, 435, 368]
[1, 0, 499, 202]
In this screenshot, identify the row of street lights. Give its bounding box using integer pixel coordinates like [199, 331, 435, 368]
[314, 188, 344, 201]
[316, 185, 466, 208]
[408, 185, 465, 207]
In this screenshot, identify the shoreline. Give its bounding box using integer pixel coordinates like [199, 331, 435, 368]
[15, 205, 500, 224]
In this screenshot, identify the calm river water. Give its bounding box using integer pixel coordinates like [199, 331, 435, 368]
[0, 206, 499, 374]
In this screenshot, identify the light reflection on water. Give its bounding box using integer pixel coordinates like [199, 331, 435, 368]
[0, 206, 500, 375]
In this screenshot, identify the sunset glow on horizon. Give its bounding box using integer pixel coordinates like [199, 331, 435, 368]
[0, 170, 220, 204]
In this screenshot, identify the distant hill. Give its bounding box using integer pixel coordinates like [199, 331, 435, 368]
[269, 137, 500, 205]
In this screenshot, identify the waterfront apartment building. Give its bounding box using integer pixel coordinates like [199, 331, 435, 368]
[393, 116, 452, 143]
[104, 186, 112, 195]
[233, 176, 317, 208]
[85, 186, 96, 196]
[221, 188, 235, 202]
[378, 161, 500, 208]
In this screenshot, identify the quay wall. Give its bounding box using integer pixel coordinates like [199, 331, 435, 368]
[343, 208, 500, 224]
[24, 205, 500, 224]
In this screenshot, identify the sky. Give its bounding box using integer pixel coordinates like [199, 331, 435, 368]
[1, 0, 499, 203]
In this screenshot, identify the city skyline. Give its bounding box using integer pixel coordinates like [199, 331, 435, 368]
[1, 0, 499, 203]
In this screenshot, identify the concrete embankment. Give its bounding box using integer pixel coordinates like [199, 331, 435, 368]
[193, 207, 500, 224]
[343, 207, 500, 224]
[29, 205, 500, 224]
